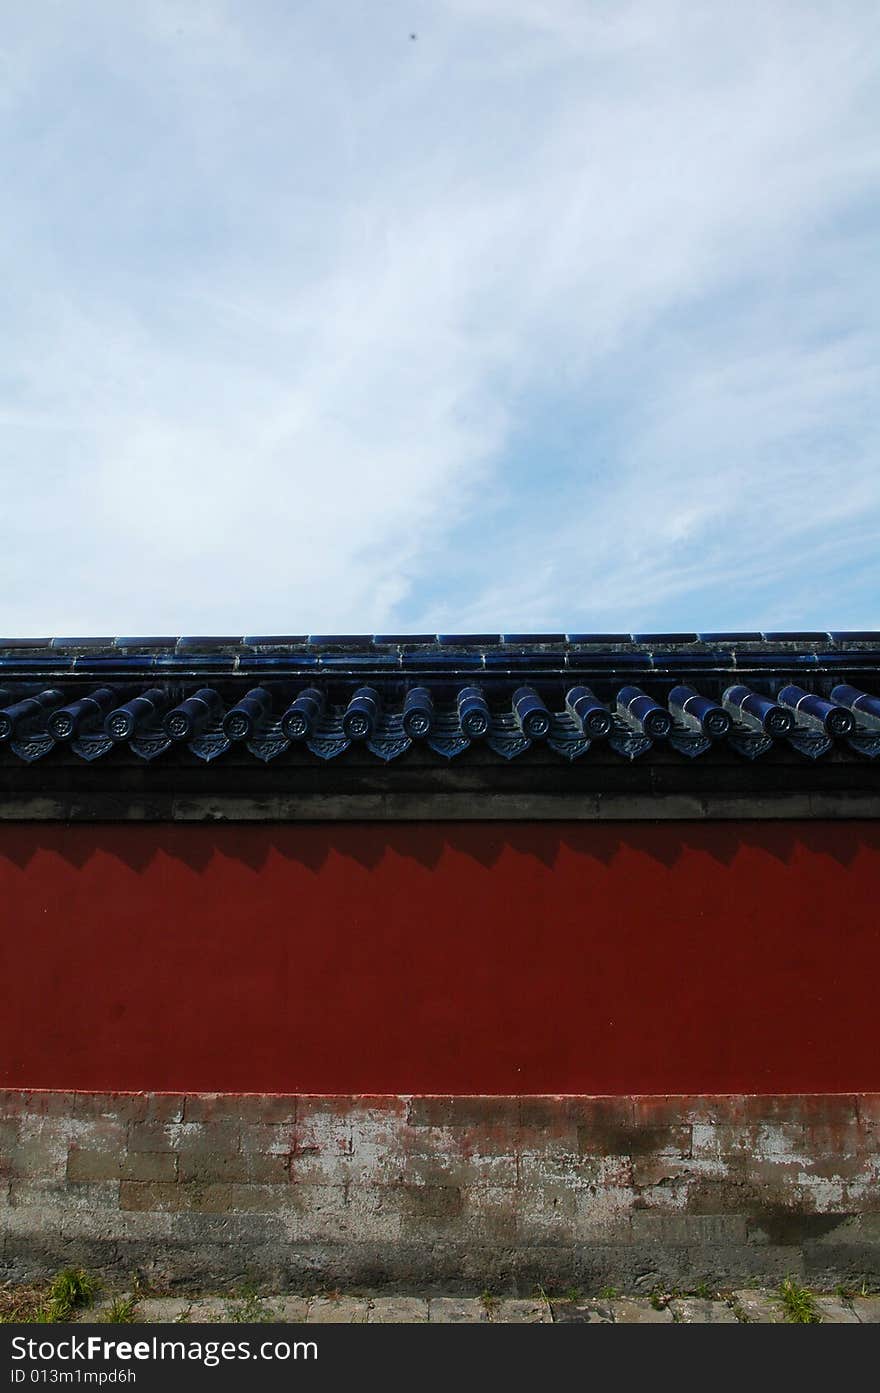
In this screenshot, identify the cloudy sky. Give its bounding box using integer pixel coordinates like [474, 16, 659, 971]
[2, 1, 879, 636]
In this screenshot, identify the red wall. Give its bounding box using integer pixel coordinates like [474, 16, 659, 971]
[1, 821, 878, 1094]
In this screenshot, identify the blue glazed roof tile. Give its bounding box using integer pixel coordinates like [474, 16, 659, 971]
[0, 633, 877, 768]
[50, 637, 115, 649]
[114, 637, 178, 649]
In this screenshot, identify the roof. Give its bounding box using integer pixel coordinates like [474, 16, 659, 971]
[1, 632, 879, 770]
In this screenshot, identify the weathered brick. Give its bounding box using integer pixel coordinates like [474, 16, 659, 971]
[129, 1123, 177, 1153]
[514, 1182, 579, 1245]
[308, 1296, 368, 1323]
[10, 1178, 120, 1210]
[342, 1185, 404, 1243]
[405, 1151, 515, 1189]
[732, 1289, 785, 1323]
[742, 1094, 859, 1128]
[367, 1297, 429, 1323]
[72, 1093, 182, 1124]
[573, 1099, 638, 1156]
[429, 1297, 488, 1323]
[459, 1185, 517, 1242]
[803, 1122, 873, 1159]
[12, 1091, 80, 1118]
[550, 1298, 613, 1324]
[58, 1209, 174, 1242]
[609, 1297, 673, 1323]
[398, 1184, 462, 1220]
[632, 1212, 748, 1244]
[518, 1151, 596, 1187]
[183, 1094, 298, 1126]
[170, 1211, 286, 1243]
[240, 1123, 296, 1157]
[408, 1097, 519, 1129]
[631, 1153, 723, 1190]
[120, 1180, 292, 1214]
[177, 1150, 288, 1185]
[669, 1298, 738, 1323]
[0, 1118, 22, 1168]
[851, 1296, 880, 1323]
[119, 1181, 183, 1212]
[67, 1148, 177, 1183]
[6, 1122, 71, 1179]
[346, 1096, 408, 1124]
[490, 1298, 550, 1323]
[572, 1186, 636, 1241]
[855, 1096, 880, 1129]
[282, 1184, 351, 1243]
[813, 1296, 859, 1323]
[441, 1122, 523, 1159]
[633, 1095, 730, 1127]
[167, 1120, 241, 1158]
[0, 1091, 29, 1116]
[288, 1148, 358, 1187]
[693, 1122, 807, 1161]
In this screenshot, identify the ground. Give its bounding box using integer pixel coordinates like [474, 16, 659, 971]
[2, 1275, 879, 1324]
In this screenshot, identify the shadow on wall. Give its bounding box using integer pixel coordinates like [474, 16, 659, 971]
[1, 818, 880, 1092]
[0, 819, 875, 874]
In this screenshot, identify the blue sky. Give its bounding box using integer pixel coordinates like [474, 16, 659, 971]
[2, 0, 879, 636]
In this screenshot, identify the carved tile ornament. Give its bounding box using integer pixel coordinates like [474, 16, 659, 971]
[0, 640, 878, 771]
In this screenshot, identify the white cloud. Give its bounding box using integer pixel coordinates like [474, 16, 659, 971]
[1, 1, 878, 633]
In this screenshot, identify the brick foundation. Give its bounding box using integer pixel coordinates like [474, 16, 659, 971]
[2, 1092, 878, 1290]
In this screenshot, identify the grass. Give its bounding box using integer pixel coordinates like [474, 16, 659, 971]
[779, 1278, 820, 1324]
[479, 1290, 501, 1315]
[0, 1268, 97, 1324]
[835, 1279, 874, 1301]
[692, 1280, 717, 1300]
[104, 1295, 138, 1324]
[224, 1282, 277, 1324]
[48, 1269, 98, 1320]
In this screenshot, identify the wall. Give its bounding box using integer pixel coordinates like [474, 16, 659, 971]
[1, 821, 879, 1094]
[2, 1091, 879, 1289]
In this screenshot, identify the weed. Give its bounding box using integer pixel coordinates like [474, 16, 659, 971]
[836, 1279, 873, 1301]
[0, 1269, 97, 1324]
[597, 1285, 617, 1300]
[47, 1269, 97, 1321]
[479, 1290, 501, 1315]
[104, 1296, 137, 1324]
[224, 1286, 276, 1324]
[778, 1278, 819, 1324]
[692, 1281, 716, 1300]
[0, 1284, 51, 1324]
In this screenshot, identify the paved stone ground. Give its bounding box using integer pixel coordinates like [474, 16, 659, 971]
[80, 1291, 880, 1324]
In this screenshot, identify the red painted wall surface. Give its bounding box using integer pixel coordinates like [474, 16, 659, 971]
[1, 821, 878, 1094]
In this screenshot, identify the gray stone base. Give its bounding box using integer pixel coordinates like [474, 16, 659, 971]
[1, 1092, 878, 1290]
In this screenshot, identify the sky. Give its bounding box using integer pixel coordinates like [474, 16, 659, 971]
[2, 0, 879, 637]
